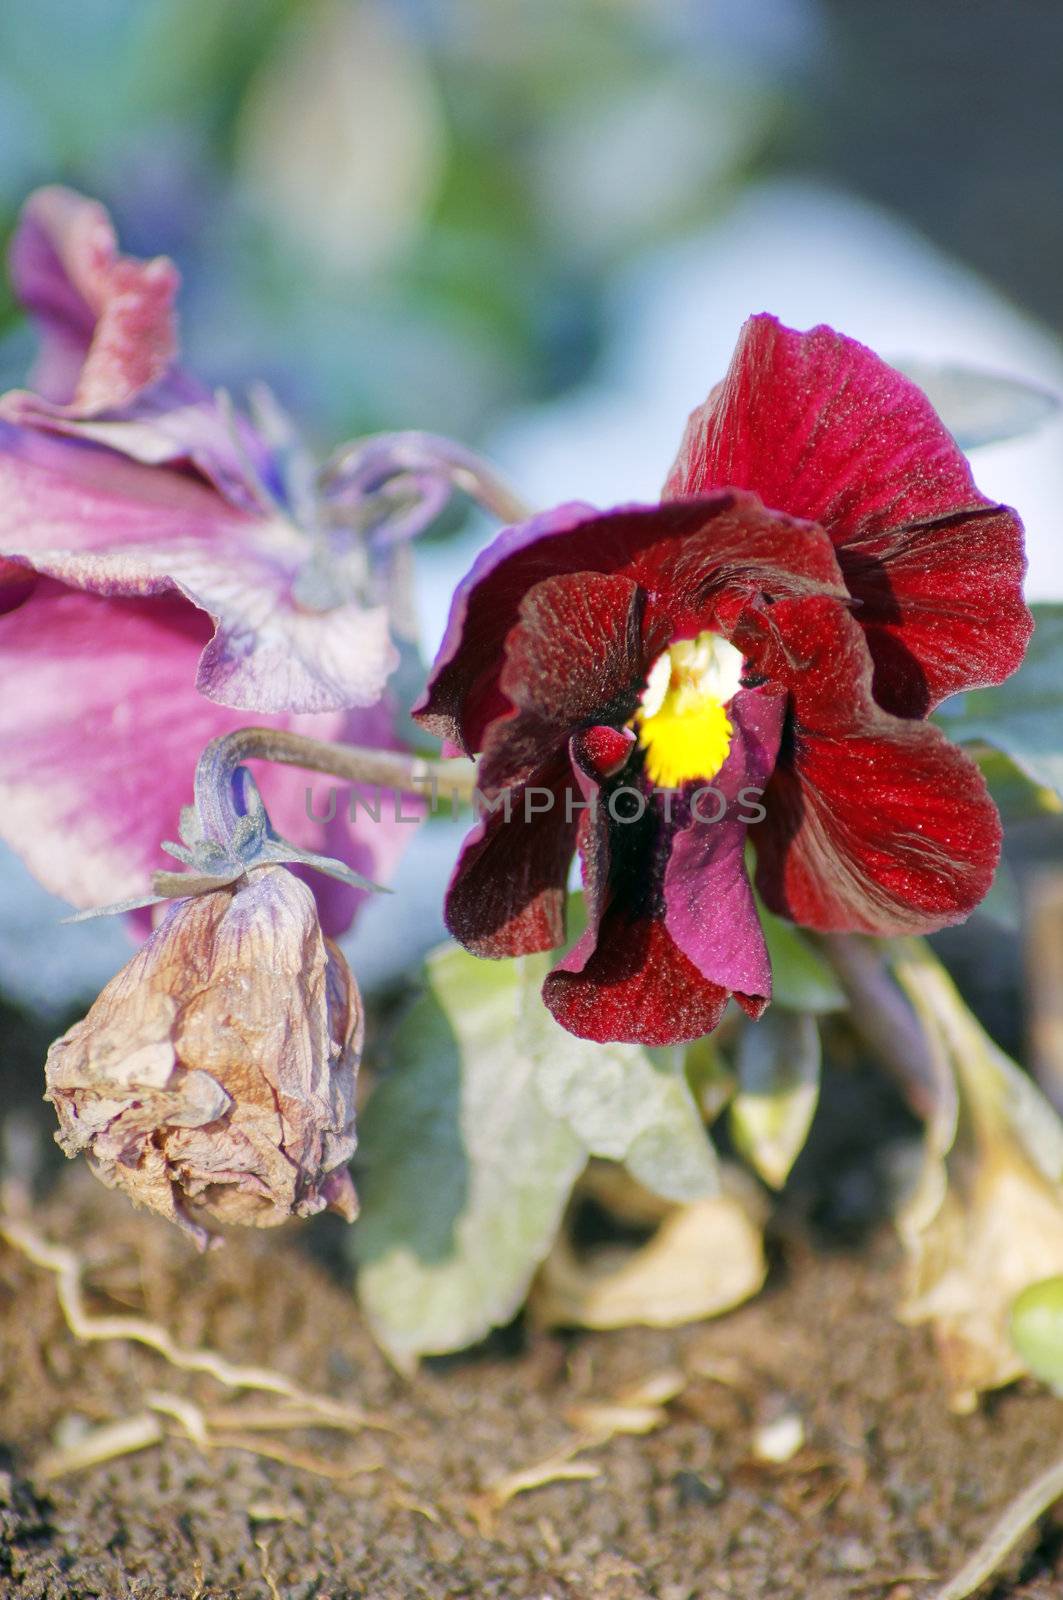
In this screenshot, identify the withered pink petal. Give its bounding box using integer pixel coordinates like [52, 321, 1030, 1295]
[0, 425, 397, 713]
[0, 582, 409, 932]
[5, 373, 281, 516]
[184, 551, 395, 715]
[5, 189, 304, 516]
[6, 185, 178, 415]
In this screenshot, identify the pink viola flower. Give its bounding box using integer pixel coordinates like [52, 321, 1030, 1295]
[0, 186, 431, 932]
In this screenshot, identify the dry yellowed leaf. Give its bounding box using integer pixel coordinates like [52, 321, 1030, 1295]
[893, 942, 1063, 1410]
[530, 1168, 767, 1331]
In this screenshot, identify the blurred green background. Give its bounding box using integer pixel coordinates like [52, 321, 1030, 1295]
[3, 0, 1061, 455]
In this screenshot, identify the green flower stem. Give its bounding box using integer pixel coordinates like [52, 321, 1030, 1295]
[816, 933, 949, 1121]
[1025, 867, 1063, 1114]
[194, 726, 479, 849]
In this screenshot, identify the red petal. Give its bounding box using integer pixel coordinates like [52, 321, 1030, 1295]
[443, 571, 651, 964]
[664, 314, 1031, 716]
[544, 913, 731, 1046]
[743, 594, 1000, 934]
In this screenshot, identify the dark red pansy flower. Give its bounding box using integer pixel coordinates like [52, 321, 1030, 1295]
[415, 316, 1032, 1046]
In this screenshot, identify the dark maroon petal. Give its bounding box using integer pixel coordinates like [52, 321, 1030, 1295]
[662, 689, 785, 999]
[746, 595, 1000, 934]
[832, 508, 1033, 716]
[503, 570, 648, 724]
[415, 500, 598, 753]
[664, 313, 1031, 716]
[543, 913, 732, 1046]
[416, 494, 844, 754]
[443, 753, 578, 958]
[478, 570, 648, 796]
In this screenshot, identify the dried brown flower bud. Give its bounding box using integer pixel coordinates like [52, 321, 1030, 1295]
[45, 865, 361, 1246]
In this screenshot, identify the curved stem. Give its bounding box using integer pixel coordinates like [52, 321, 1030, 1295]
[320, 431, 533, 527]
[815, 933, 947, 1121]
[194, 727, 479, 849]
[931, 1447, 1063, 1599]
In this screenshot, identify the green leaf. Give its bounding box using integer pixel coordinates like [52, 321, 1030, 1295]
[896, 361, 1059, 451]
[684, 1035, 736, 1123]
[730, 1010, 821, 1189]
[938, 604, 1063, 805]
[758, 903, 846, 1012]
[354, 945, 585, 1364]
[354, 940, 719, 1361]
[978, 747, 1063, 823]
[518, 955, 719, 1204]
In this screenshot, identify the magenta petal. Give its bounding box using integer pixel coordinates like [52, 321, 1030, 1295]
[0, 421, 254, 571]
[0, 583, 411, 931]
[0, 426, 396, 714]
[662, 690, 784, 999]
[6, 186, 178, 415]
[5, 188, 281, 513]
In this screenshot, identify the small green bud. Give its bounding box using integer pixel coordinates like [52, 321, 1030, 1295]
[1010, 1277, 1063, 1391]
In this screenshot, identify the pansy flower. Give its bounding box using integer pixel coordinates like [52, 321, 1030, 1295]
[416, 316, 1032, 1045]
[0, 187, 438, 931]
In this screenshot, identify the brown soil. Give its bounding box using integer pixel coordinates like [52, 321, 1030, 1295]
[1, 1165, 1062, 1600]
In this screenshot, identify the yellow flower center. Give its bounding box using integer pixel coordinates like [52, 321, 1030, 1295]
[633, 632, 744, 789]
